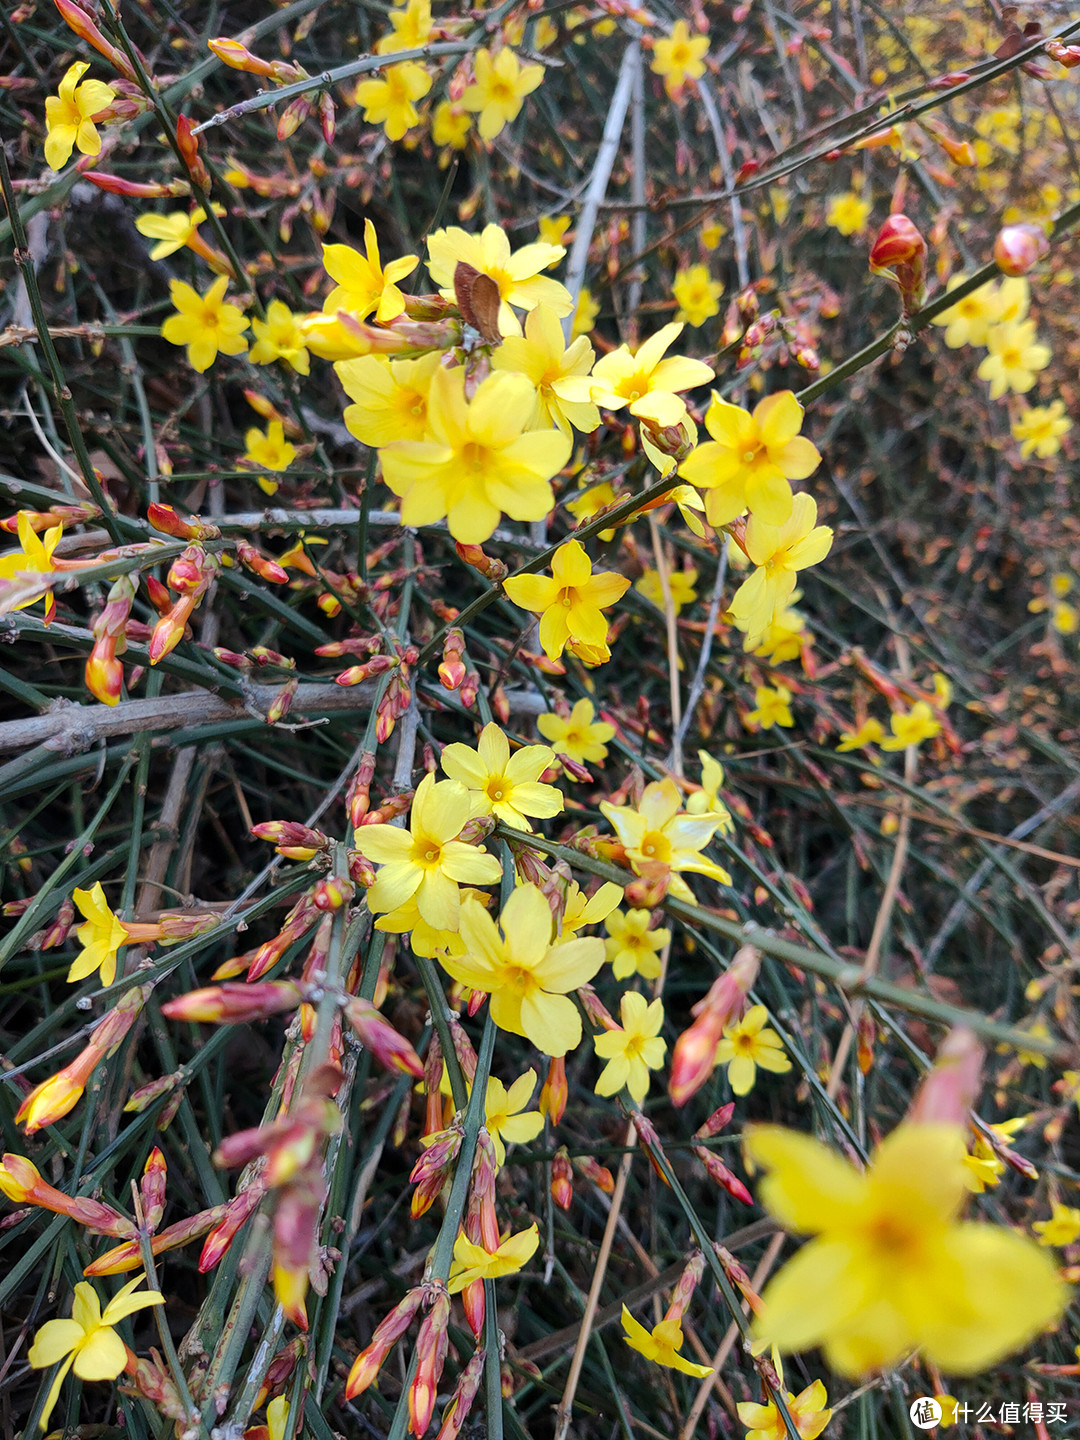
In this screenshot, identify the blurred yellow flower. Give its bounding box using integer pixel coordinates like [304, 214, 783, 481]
[463, 48, 544, 141]
[431, 100, 471, 150]
[836, 718, 884, 752]
[539, 215, 571, 246]
[244, 420, 297, 475]
[931, 276, 1001, 349]
[745, 684, 794, 731]
[880, 701, 940, 751]
[1033, 1203, 1080, 1247]
[672, 264, 724, 326]
[635, 566, 698, 615]
[572, 286, 600, 337]
[375, 0, 431, 54]
[826, 191, 871, 237]
[978, 319, 1051, 398]
[650, 20, 709, 99]
[1012, 400, 1071, 458]
[354, 60, 432, 141]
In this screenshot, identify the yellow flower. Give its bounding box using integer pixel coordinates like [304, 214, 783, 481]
[438, 884, 605, 1055]
[672, 264, 724, 326]
[650, 20, 709, 100]
[0, 511, 62, 617]
[566, 321, 714, 427]
[604, 908, 669, 981]
[561, 880, 623, 936]
[375, 0, 431, 54]
[44, 62, 116, 171]
[243, 420, 297, 473]
[880, 701, 940, 751]
[336, 352, 441, 446]
[745, 685, 794, 731]
[825, 191, 871, 237]
[440, 720, 563, 832]
[491, 304, 601, 436]
[738, 1378, 832, 1440]
[594, 991, 667, 1104]
[620, 1306, 713, 1376]
[426, 223, 570, 335]
[160, 276, 249, 373]
[635, 567, 698, 615]
[462, 47, 544, 142]
[249, 300, 311, 375]
[996, 276, 1030, 324]
[679, 390, 820, 528]
[134, 205, 224, 261]
[352, 772, 502, 930]
[1052, 600, 1079, 635]
[701, 221, 725, 248]
[1012, 400, 1071, 458]
[600, 776, 732, 903]
[836, 718, 884, 752]
[448, 1223, 539, 1292]
[754, 597, 810, 665]
[29, 1277, 164, 1431]
[539, 216, 571, 246]
[572, 286, 600, 337]
[379, 367, 570, 543]
[354, 60, 432, 141]
[1033, 1204, 1080, 1247]
[69, 883, 129, 987]
[322, 219, 419, 324]
[536, 697, 615, 766]
[728, 494, 833, 651]
[431, 100, 471, 150]
[716, 1005, 791, 1094]
[745, 1121, 1068, 1376]
[685, 751, 733, 829]
[502, 539, 630, 662]
[484, 1071, 544, 1166]
[977, 319, 1052, 399]
[931, 276, 1002, 349]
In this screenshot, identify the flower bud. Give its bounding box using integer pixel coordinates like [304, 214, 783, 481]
[993, 222, 1050, 277]
[147, 503, 219, 540]
[456, 543, 508, 581]
[251, 820, 328, 860]
[345, 998, 424, 1077]
[574, 1155, 614, 1193]
[54, 0, 136, 78]
[16, 1045, 101, 1133]
[162, 981, 303, 1025]
[551, 1148, 573, 1210]
[1047, 38, 1080, 67]
[140, 1147, 168, 1231]
[435, 1346, 485, 1440]
[694, 1145, 753, 1205]
[410, 1293, 451, 1436]
[868, 214, 927, 316]
[694, 1101, 735, 1141]
[346, 1288, 425, 1399]
[539, 1056, 567, 1124]
[236, 539, 289, 585]
[208, 37, 301, 81]
[670, 946, 760, 1106]
[198, 1183, 266, 1272]
[176, 114, 210, 190]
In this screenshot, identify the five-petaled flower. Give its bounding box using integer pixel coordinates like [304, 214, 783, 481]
[70, 883, 130, 987]
[463, 48, 544, 141]
[745, 685, 794, 732]
[620, 1305, 712, 1376]
[745, 1120, 1068, 1376]
[491, 304, 601, 436]
[354, 61, 432, 141]
[243, 420, 297, 478]
[604, 908, 670, 981]
[1012, 401, 1072, 459]
[438, 884, 605, 1056]
[716, 1005, 791, 1094]
[322, 219, 418, 324]
[650, 20, 710, 100]
[503, 539, 630, 663]
[352, 771, 502, 930]
[727, 493, 833, 651]
[448, 1223, 539, 1291]
[250, 300, 312, 375]
[537, 697, 615, 766]
[564, 321, 714, 428]
[0, 511, 63, 621]
[484, 1071, 544, 1166]
[679, 391, 820, 528]
[977, 319, 1051, 398]
[379, 368, 571, 543]
[161, 276, 249, 373]
[29, 1277, 164, 1431]
[426, 224, 570, 335]
[594, 991, 667, 1104]
[672, 264, 724, 326]
[737, 1372, 832, 1440]
[440, 721, 563, 833]
[600, 777, 732, 903]
[44, 62, 116, 171]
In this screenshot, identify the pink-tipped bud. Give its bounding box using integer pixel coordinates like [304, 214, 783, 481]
[176, 114, 210, 190]
[80, 169, 189, 198]
[410, 1127, 463, 1217]
[236, 539, 289, 584]
[435, 1346, 485, 1440]
[198, 1183, 265, 1272]
[868, 214, 927, 316]
[345, 998, 424, 1077]
[139, 1147, 168, 1231]
[277, 95, 313, 141]
[266, 678, 298, 724]
[162, 981, 303, 1025]
[38, 898, 76, 951]
[694, 1145, 753, 1205]
[907, 1026, 984, 1126]
[345, 1288, 425, 1399]
[993, 222, 1050, 277]
[410, 1293, 450, 1437]
[318, 91, 336, 144]
[695, 1102, 736, 1141]
[551, 1149, 573, 1210]
[574, 1155, 614, 1193]
[54, 0, 136, 78]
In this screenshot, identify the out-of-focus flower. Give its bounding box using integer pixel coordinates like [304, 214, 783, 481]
[673, 264, 724, 326]
[880, 701, 940, 751]
[537, 697, 615, 766]
[1033, 1204, 1080, 1247]
[836, 718, 884, 752]
[539, 216, 570, 246]
[931, 276, 1002, 349]
[745, 1120, 1068, 1375]
[29, 1277, 164, 1430]
[1012, 400, 1071, 458]
[594, 991, 667, 1104]
[635, 567, 698, 614]
[650, 20, 709, 100]
[244, 421, 297, 474]
[572, 287, 600, 337]
[432, 100, 471, 150]
[44, 62, 116, 170]
[462, 48, 543, 141]
[745, 685, 794, 731]
[354, 60, 432, 141]
[161, 276, 249, 373]
[375, 0, 431, 54]
[826, 191, 871, 236]
[716, 1006, 791, 1094]
[977, 319, 1051, 398]
[135, 204, 225, 261]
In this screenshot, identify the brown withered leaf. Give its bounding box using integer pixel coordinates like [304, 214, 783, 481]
[453, 261, 501, 343]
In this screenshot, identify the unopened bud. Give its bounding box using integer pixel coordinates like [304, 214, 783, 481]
[694, 1145, 752, 1205]
[345, 998, 424, 1077]
[161, 981, 303, 1025]
[457, 542, 508, 581]
[176, 114, 210, 190]
[539, 1055, 567, 1124]
[147, 503, 219, 540]
[551, 1148, 573, 1210]
[868, 213, 927, 316]
[993, 222, 1050, 277]
[409, 1293, 450, 1437]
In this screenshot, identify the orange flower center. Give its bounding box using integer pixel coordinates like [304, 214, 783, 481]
[639, 830, 672, 863]
[485, 777, 508, 803]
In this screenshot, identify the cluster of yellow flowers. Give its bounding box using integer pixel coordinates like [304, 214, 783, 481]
[933, 275, 1057, 415]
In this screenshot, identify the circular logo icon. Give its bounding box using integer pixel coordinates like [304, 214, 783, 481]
[909, 1399, 943, 1430]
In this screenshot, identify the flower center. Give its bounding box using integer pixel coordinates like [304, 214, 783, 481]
[461, 441, 491, 473]
[639, 830, 672, 863]
[485, 777, 508, 803]
[412, 840, 444, 870]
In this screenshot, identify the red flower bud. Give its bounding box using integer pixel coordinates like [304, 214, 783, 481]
[868, 214, 927, 316]
[993, 222, 1050, 277]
